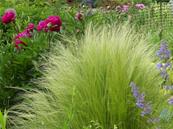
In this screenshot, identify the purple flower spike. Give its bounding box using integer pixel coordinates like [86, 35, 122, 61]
[156, 41, 172, 80]
[136, 93, 145, 108]
[160, 69, 169, 80]
[147, 118, 160, 123]
[164, 62, 171, 69]
[129, 82, 136, 87]
[156, 63, 162, 69]
[156, 42, 171, 60]
[136, 102, 144, 109]
[130, 82, 152, 117]
[141, 103, 152, 116]
[168, 97, 173, 105]
[130, 82, 139, 98]
[163, 85, 173, 90]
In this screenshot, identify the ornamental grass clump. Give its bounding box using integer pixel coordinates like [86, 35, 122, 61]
[11, 25, 165, 129]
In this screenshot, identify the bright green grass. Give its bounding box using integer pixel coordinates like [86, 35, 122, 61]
[0, 110, 7, 129]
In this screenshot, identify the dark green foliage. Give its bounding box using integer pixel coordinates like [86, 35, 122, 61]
[0, 32, 52, 109]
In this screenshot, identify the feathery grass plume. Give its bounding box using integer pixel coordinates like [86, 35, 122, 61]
[10, 24, 164, 129]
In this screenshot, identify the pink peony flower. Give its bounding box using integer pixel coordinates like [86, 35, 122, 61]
[2, 8, 16, 24]
[14, 22, 35, 49]
[15, 38, 26, 49]
[135, 3, 145, 10]
[25, 23, 35, 32]
[15, 30, 32, 49]
[37, 16, 62, 32]
[37, 20, 48, 32]
[45, 16, 62, 32]
[17, 30, 32, 38]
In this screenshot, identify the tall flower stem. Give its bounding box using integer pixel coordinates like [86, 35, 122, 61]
[48, 32, 51, 50]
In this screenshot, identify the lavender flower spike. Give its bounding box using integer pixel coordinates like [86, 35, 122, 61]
[141, 103, 152, 116]
[156, 42, 171, 60]
[130, 82, 152, 117]
[168, 96, 173, 105]
[130, 82, 139, 98]
[136, 93, 145, 108]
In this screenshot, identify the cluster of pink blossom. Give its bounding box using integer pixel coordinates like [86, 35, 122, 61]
[2, 9, 16, 24]
[15, 16, 62, 49]
[15, 23, 35, 49]
[1, 9, 62, 49]
[135, 3, 145, 10]
[116, 5, 129, 13]
[116, 3, 145, 13]
[37, 16, 62, 32]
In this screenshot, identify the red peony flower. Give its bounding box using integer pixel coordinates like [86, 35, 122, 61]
[67, 0, 73, 3]
[37, 16, 62, 32]
[15, 30, 32, 49]
[45, 16, 62, 32]
[15, 38, 26, 49]
[2, 8, 16, 24]
[25, 23, 35, 32]
[75, 12, 83, 21]
[37, 20, 48, 32]
[14, 22, 35, 49]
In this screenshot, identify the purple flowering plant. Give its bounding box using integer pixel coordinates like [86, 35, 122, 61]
[129, 82, 173, 128]
[130, 82, 152, 117]
[155, 41, 173, 124]
[135, 3, 145, 10]
[156, 41, 172, 81]
[116, 3, 146, 14]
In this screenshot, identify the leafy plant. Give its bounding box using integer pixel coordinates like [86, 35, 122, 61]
[0, 31, 57, 109]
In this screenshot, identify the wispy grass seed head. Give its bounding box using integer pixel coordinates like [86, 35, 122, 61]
[11, 24, 163, 129]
